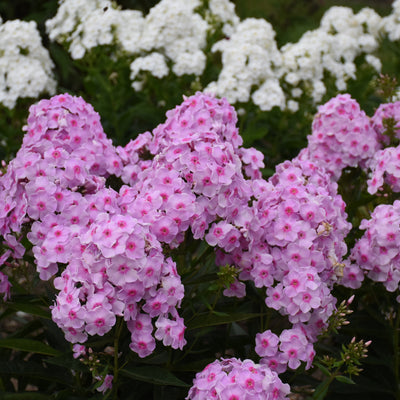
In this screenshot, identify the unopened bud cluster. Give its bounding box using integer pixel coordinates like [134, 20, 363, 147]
[321, 296, 354, 337]
[342, 337, 371, 376]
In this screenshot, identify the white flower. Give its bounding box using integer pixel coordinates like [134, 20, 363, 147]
[130, 53, 169, 90]
[291, 88, 302, 98]
[287, 100, 299, 112]
[365, 54, 382, 72]
[383, 0, 400, 41]
[280, 5, 384, 106]
[208, 0, 239, 35]
[252, 79, 286, 111]
[0, 19, 56, 109]
[44, 0, 392, 111]
[355, 7, 384, 37]
[172, 51, 206, 76]
[206, 18, 281, 104]
[46, 0, 112, 44]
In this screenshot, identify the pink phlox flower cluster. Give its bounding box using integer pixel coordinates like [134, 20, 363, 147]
[0, 91, 355, 372]
[345, 200, 400, 297]
[233, 159, 350, 371]
[0, 93, 188, 357]
[186, 357, 290, 400]
[50, 193, 186, 354]
[256, 328, 315, 374]
[366, 146, 400, 194]
[119, 92, 264, 267]
[298, 94, 379, 180]
[211, 158, 349, 372]
[253, 159, 350, 315]
[371, 101, 400, 145]
[0, 93, 123, 299]
[0, 93, 122, 238]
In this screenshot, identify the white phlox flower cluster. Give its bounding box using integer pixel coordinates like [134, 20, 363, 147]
[206, 0, 240, 36]
[135, 0, 208, 79]
[130, 53, 169, 91]
[383, 0, 400, 41]
[46, 0, 223, 87]
[45, 0, 144, 59]
[204, 5, 386, 110]
[0, 18, 56, 109]
[199, 4, 386, 111]
[280, 6, 384, 104]
[205, 18, 283, 111]
[42, 0, 400, 112]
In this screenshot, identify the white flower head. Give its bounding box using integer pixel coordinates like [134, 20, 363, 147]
[0, 19, 56, 108]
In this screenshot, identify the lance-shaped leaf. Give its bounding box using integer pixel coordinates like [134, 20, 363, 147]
[120, 366, 190, 387]
[0, 338, 61, 356]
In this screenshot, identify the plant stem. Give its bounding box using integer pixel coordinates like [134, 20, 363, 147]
[313, 368, 341, 400]
[112, 317, 124, 400]
[394, 305, 400, 400]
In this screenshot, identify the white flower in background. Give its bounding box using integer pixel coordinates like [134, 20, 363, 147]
[207, 0, 239, 35]
[0, 18, 56, 109]
[46, 0, 210, 85]
[205, 18, 282, 105]
[251, 78, 285, 111]
[383, 0, 400, 41]
[280, 6, 384, 104]
[281, 30, 329, 103]
[355, 7, 384, 37]
[287, 100, 299, 112]
[45, 0, 399, 112]
[130, 52, 169, 90]
[46, 0, 111, 56]
[46, 0, 144, 59]
[365, 54, 382, 72]
[320, 6, 381, 54]
[172, 51, 207, 76]
[138, 0, 208, 75]
[115, 10, 145, 54]
[311, 80, 327, 103]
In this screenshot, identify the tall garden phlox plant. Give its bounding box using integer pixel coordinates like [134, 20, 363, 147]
[2, 89, 394, 397]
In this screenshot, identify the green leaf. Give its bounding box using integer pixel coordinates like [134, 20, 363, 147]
[313, 362, 331, 377]
[172, 358, 215, 372]
[2, 393, 52, 399]
[312, 381, 329, 400]
[335, 375, 356, 385]
[0, 338, 61, 356]
[186, 312, 262, 330]
[7, 302, 51, 319]
[0, 360, 72, 385]
[184, 273, 218, 285]
[120, 366, 190, 387]
[44, 354, 87, 372]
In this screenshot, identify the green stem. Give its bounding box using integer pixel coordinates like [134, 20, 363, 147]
[394, 306, 400, 400]
[112, 317, 124, 400]
[74, 369, 83, 395]
[210, 288, 222, 313]
[313, 368, 341, 400]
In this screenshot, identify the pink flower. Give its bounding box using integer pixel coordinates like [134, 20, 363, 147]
[186, 358, 290, 400]
[96, 374, 113, 394]
[255, 330, 279, 358]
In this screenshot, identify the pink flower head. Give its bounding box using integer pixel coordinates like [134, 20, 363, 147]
[298, 94, 379, 180]
[186, 358, 290, 400]
[96, 374, 113, 394]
